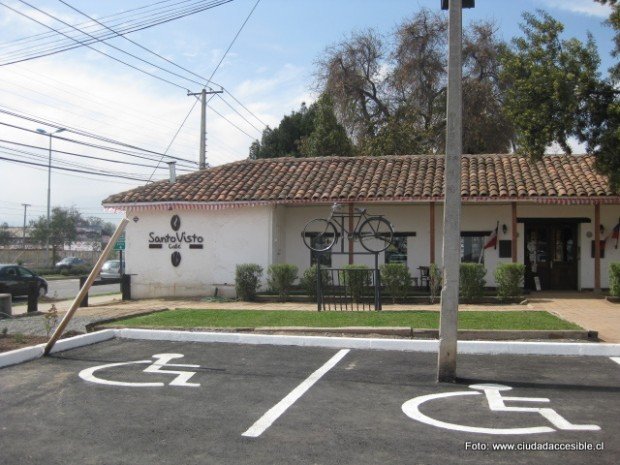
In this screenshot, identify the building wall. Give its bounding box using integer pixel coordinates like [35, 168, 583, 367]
[517, 204, 620, 289]
[125, 206, 273, 298]
[123, 202, 619, 298]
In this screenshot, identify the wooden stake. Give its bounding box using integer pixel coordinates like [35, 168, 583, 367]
[44, 218, 129, 355]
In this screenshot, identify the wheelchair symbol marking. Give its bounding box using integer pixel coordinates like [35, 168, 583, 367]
[79, 353, 200, 388]
[402, 383, 600, 435]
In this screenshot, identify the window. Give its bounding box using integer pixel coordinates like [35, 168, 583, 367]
[306, 234, 333, 267]
[385, 235, 408, 264]
[460, 232, 489, 263]
[17, 267, 34, 278]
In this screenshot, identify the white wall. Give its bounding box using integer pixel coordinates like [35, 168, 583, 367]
[123, 202, 619, 298]
[284, 203, 432, 282]
[125, 206, 273, 298]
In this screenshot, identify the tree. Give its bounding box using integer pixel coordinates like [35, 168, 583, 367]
[314, 10, 511, 155]
[0, 222, 13, 247]
[299, 94, 353, 157]
[249, 102, 316, 159]
[499, 11, 604, 157]
[316, 29, 389, 149]
[593, 0, 620, 188]
[249, 97, 353, 159]
[29, 207, 81, 263]
[462, 22, 514, 153]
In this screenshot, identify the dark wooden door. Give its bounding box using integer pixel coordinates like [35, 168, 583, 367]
[524, 222, 578, 290]
[549, 223, 578, 290]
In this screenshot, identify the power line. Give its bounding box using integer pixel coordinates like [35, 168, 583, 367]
[3, 1, 197, 91]
[0, 139, 171, 169]
[161, 0, 262, 168]
[0, 0, 190, 47]
[0, 145, 157, 180]
[0, 0, 234, 65]
[216, 93, 263, 134]
[55, 0, 256, 170]
[0, 155, 154, 181]
[57, 0, 222, 91]
[0, 108, 198, 165]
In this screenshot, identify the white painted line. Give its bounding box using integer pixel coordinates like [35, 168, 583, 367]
[116, 329, 620, 357]
[79, 353, 201, 388]
[242, 349, 350, 438]
[611, 357, 620, 366]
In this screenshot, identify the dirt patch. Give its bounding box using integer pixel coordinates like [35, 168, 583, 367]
[0, 331, 83, 353]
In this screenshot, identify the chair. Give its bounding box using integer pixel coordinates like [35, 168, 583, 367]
[418, 266, 430, 289]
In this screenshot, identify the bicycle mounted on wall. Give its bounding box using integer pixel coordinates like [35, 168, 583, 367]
[301, 203, 394, 311]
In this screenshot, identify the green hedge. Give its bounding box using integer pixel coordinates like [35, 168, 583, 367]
[340, 265, 371, 303]
[610, 263, 620, 297]
[267, 264, 298, 302]
[460, 263, 486, 301]
[380, 263, 411, 303]
[429, 263, 442, 303]
[494, 263, 525, 300]
[235, 264, 263, 301]
[300, 265, 331, 302]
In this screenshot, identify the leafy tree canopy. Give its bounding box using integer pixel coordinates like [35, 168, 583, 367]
[29, 206, 81, 247]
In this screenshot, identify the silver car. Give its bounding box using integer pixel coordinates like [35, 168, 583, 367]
[99, 260, 121, 280]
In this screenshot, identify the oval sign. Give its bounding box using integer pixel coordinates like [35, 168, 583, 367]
[170, 215, 181, 231]
[171, 251, 181, 267]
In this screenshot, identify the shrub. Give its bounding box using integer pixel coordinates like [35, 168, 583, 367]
[610, 263, 620, 297]
[494, 263, 525, 300]
[380, 263, 411, 303]
[300, 265, 331, 302]
[235, 263, 263, 301]
[340, 265, 371, 303]
[459, 263, 486, 302]
[267, 264, 298, 302]
[429, 263, 442, 303]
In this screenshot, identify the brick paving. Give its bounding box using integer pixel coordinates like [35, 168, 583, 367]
[2, 291, 618, 342]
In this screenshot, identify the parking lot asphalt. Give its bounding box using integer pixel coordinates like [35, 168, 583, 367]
[1, 339, 618, 465]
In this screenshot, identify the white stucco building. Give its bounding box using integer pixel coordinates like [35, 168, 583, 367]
[103, 155, 620, 299]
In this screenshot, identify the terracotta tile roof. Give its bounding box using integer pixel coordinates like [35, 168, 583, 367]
[102, 154, 617, 206]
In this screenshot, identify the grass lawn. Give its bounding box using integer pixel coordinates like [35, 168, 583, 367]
[107, 309, 582, 331]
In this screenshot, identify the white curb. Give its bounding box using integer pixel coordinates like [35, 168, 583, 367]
[117, 328, 620, 357]
[2, 329, 620, 370]
[0, 330, 116, 369]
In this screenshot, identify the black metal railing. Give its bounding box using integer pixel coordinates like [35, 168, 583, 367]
[317, 261, 382, 312]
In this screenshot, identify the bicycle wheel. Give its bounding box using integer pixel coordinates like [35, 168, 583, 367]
[358, 216, 394, 252]
[302, 219, 338, 252]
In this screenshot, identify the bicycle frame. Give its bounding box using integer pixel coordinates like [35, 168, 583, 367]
[326, 204, 370, 241]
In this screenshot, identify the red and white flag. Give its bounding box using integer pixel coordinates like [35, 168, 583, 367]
[483, 222, 499, 250]
[604, 221, 620, 250]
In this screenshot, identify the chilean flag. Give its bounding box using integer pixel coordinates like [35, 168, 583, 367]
[605, 222, 620, 249]
[483, 222, 499, 250]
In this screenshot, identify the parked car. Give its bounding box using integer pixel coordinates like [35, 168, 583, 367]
[0, 264, 48, 298]
[99, 260, 121, 280]
[55, 256, 86, 271]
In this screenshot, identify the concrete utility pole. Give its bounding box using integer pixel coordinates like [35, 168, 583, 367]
[36, 127, 65, 265]
[187, 88, 223, 169]
[21, 203, 30, 249]
[437, 0, 473, 383]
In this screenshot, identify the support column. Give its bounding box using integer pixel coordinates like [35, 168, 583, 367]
[511, 202, 517, 263]
[594, 202, 601, 293]
[437, 0, 463, 383]
[430, 202, 436, 264]
[348, 203, 354, 264]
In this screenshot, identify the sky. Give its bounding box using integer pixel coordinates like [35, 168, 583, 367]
[0, 0, 616, 227]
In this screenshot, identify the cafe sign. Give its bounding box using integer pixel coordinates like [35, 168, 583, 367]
[148, 215, 204, 267]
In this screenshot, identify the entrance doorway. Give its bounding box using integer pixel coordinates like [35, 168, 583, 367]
[524, 221, 578, 290]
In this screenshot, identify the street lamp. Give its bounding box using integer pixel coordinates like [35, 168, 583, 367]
[36, 127, 66, 264]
